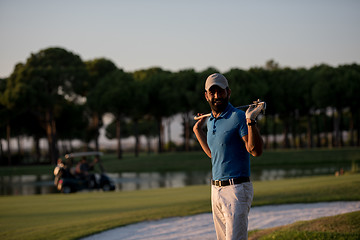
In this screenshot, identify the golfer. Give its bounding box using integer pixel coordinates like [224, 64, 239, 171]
[193, 73, 264, 240]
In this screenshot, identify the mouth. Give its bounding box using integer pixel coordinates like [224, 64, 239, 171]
[209, 97, 228, 112]
[213, 99, 225, 105]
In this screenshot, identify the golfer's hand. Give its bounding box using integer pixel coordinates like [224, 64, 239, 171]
[193, 114, 207, 133]
[246, 102, 264, 120]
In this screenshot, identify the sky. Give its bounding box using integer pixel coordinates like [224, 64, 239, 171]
[1, 0, 360, 79]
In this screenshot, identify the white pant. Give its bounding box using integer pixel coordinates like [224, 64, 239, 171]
[211, 182, 254, 240]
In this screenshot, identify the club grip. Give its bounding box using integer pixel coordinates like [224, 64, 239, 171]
[194, 113, 211, 120]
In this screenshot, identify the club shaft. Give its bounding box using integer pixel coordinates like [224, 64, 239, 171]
[194, 101, 265, 120]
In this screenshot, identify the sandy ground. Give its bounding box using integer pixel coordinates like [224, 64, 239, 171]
[81, 201, 360, 240]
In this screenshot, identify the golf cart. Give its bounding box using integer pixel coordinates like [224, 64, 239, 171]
[54, 151, 115, 193]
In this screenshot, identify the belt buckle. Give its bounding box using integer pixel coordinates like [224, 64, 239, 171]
[215, 180, 221, 187]
[214, 180, 221, 187]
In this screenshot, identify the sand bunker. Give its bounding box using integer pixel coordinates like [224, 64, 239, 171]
[81, 201, 360, 240]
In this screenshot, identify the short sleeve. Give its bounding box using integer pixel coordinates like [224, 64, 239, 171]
[238, 111, 248, 137]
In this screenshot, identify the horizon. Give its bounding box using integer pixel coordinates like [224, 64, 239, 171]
[1, 0, 360, 78]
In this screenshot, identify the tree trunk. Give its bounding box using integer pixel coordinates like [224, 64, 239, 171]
[331, 108, 336, 148]
[355, 110, 360, 147]
[283, 116, 290, 148]
[315, 113, 321, 147]
[94, 137, 99, 153]
[116, 116, 122, 159]
[17, 135, 23, 159]
[333, 108, 341, 147]
[322, 110, 329, 148]
[46, 109, 59, 164]
[306, 113, 313, 148]
[157, 117, 164, 153]
[34, 135, 41, 163]
[146, 137, 151, 154]
[357, 122, 360, 147]
[166, 118, 172, 151]
[0, 138, 4, 165]
[291, 111, 298, 149]
[348, 111, 355, 146]
[92, 113, 100, 152]
[6, 123, 11, 166]
[338, 108, 344, 147]
[272, 115, 277, 149]
[134, 119, 140, 157]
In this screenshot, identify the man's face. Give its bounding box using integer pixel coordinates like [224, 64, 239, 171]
[205, 85, 231, 113]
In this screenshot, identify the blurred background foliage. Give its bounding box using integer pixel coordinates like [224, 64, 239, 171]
[0, 47, 359, 165]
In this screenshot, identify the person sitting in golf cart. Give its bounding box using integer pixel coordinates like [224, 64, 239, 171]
[75, 157, 98, 178]
[75, 156, 99, 187]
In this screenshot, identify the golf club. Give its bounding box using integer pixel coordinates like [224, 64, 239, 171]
[194, 100, 266, 120]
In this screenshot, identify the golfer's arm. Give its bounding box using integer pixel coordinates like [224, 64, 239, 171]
[193, 125, 211, 158]
[243, 120, 263, 157]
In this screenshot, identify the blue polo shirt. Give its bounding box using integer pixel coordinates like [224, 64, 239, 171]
[207, 103, 249, 180]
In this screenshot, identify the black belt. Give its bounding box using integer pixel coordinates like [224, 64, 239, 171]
[211, 177, 250, 187]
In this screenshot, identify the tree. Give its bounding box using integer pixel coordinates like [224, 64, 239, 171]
[56, 99, 88, 154]
[85, 58, 118, 151]
[293, 68, 311, 148]
[311, 64, 341, 147]
[133, 67, 175, 153]
[173, 69, 198, 151]
[0, 78, 9, 164]
[340, 64, 360, 146]
[105, 118, 131, 139]
[268, 68, 301, 148]
[127, 78, 149, 156]
[92, 69, 134, 159]
[3, 48, 88, 164]
[106, 118, 158, 154]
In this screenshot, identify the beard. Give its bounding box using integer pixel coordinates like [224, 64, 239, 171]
[208, 96, 229, 114]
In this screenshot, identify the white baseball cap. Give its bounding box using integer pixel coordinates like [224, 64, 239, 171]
[205, 73, 229, 91]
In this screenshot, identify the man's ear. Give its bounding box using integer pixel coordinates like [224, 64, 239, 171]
[205, 91, 209, 101]
[227, 88, 231, 99]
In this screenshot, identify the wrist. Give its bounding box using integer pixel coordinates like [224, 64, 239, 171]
[247, 119, 257, 126]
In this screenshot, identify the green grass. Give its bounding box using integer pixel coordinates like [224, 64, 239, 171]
[1, 148, 359, 176]
[253, 174, 360, 205]
[0, 185, 211, 240]
[0, 174, 359, 240]
[249, 211, 360, 240]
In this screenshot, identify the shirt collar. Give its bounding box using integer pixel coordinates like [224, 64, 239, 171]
[209, 102, 233, 121]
